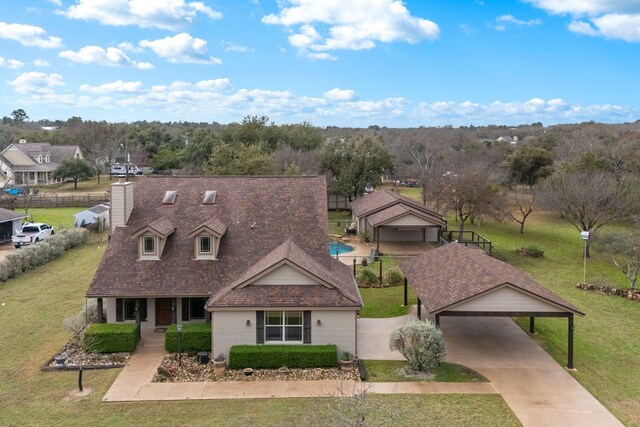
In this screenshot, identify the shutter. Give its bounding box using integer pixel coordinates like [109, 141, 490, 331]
[256, 311, 264, 344]
[182, 298, 190, 321]
[303, 311, 311, 344]
[115, 298, 123, 322]
[139, 299, 148, 322]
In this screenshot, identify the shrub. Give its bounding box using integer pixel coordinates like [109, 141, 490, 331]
[84, 323, 139, 353]
[165, 323, 212, 352]
[228, 344, 337, 369]
[384, 268, 404, 287]
[389, 320, 446, 373]
[0, 229, 88, 283]
[358, 269, 379, 287]
[361, 258, 368, 267]
[524, 244, 544, 258]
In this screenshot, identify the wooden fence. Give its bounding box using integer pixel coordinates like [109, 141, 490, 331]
[15, 193, 110, 208]
[328, 194, 351, 211]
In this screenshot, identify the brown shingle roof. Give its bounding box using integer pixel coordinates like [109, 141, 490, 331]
[400, 244, 584, 315]
[207, 238, 361, 308]
[367, 203, 444, 227]
[87, 176, 361, 309]
[189, 217, 227, 237]
[211, 285, 359, 308]
[351, 189, 446, 227]
[145, 217, 176, 237]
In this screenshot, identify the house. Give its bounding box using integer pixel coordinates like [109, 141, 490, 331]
[350, 189, 446, 243]
[0, 207, 28, 243]
[86, 176, 362, 357]
[74, 204, 110, 230]
[0, 139, 83, 187]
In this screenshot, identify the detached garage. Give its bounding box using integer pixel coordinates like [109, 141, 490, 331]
[0, 207, 28, 243]
[400, 243, 585, 369]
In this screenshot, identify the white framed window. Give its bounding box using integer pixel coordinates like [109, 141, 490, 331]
[265, 311, 303, 342]
[143, 236, 156, 254]
[199, 236, 212, 254]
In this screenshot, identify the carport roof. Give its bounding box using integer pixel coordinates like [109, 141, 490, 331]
[367, 203, 445, 227]
[400, 243, 584, 316]
[0, 207, 28, 223]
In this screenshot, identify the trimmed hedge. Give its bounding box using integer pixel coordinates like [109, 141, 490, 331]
[229, 344, 338, 369]
[165, 323, 211, 352]
[84, 323, 139, 353]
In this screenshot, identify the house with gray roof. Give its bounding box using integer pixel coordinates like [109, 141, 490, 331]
[0, 139, 83, 186]
[87, 175, 362, 357]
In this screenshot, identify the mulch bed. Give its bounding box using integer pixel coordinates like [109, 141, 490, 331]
[42, 341, 130, 371]
[153, 353, 360, 383]
[576, 283, 640, 303]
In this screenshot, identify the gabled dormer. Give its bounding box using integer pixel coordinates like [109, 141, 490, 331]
[188, 217, 227, 260]
[132, 217, 176, 260]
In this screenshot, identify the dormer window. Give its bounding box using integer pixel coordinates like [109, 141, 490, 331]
[188, 217, 226, 261]
[45, 154, 50, 163]
[199, 236, 212, 254]
[143, 235, 156, 255]
[133, 217, 176, 261]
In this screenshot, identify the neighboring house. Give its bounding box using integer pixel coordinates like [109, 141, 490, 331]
[0, 139, 83, 187]
[350, 189, 446, 243]
[497, 135, 518, 145]
[74, 204, 110, 230]
[0, 207, 28, 243]
[86, 176, 362, 357]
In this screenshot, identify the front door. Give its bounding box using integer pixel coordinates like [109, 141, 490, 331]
[156, 298, 174, 326]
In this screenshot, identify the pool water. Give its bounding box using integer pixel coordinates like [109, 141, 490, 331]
[329, 241, 355, 256]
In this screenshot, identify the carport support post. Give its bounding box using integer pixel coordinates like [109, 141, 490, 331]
[403, 277, 408, 306]
[435, 314, 440, 327]
[353, 258, 356, 276]
[568, 315, 575, 369]
[417, 297, 422, 320]
[529, 317, 535, 334]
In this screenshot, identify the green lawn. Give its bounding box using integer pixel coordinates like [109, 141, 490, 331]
[364, 360, 487, 383]
[359, 285, 417, 318]
[0, 242, 520, 426]
[18, 207, 85, 230]
[457, 212, 640, 426]
[328, 210, 352, 235]
[38, 176, 119, 193]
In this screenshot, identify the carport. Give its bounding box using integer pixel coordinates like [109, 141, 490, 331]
[367, 204, 445, 250]
[399, 243, 585, 369]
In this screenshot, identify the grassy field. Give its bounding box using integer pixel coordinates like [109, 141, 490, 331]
[328, 210, 352, 235]
[38, 176, 122, 193]
[18, 207, 85, 230]
[364, 360, 487, 383]
[359, 285, 417, 318]
[456, 212, 640, 426]
[0, 242, 520, 426]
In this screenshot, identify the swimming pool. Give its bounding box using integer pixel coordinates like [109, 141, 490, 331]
[329, 241, 355, 256]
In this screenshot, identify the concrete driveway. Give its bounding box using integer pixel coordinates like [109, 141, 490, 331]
[357, 313, 622, 427]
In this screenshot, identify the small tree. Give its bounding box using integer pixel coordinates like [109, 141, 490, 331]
[506, 185, 537, 234]
[594, 230, 640, 289]
[52, 158, 95, 189]
[389, 320, 446, 373]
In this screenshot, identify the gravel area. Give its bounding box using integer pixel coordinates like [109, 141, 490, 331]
[153, 353, 360, 383]
[45, 342, 130, 370]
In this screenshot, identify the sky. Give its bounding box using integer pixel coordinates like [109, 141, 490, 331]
[0, 0, 639, 127]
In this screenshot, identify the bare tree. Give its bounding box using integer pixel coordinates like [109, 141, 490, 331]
[506, 185, 537, 234]
[540, 171, 634, 257]
[594, 228, 640, 289]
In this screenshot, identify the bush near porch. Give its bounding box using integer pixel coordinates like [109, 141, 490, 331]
[229, 344, 337, 369]
[84, 323, 139, 353]
[165, 323, 212, 352]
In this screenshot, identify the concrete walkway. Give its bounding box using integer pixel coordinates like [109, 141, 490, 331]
[102, 329, 495, 402]
[357, 314, 412, 360]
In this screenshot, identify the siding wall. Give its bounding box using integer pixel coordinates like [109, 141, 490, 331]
[110, 182, 133, 231]
[212, 311, 256, 356]
[105, 297, 157, 330]
[448, 286, 565, 312]
[253, 264, 318, 285]
[384, 214, 434, 227]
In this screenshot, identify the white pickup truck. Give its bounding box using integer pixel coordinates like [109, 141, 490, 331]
[12, 222, 55, 248]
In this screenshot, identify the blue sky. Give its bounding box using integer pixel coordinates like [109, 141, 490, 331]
[1, 0, 639, 127]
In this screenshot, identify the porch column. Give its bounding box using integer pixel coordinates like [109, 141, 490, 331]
[568, 315, 575, 369]
[403, 277, 408, 306]
[376, 227, 380, 253]
[135, 299, 141, 337]
[435, 313, 440, 327]
[171, 298, 177, 324]
[97, 298, 104, 323]
[417, 297, 422, 320]
[529, 317, 535, 334]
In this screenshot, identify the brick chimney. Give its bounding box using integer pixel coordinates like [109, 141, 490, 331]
[110, 176, 133, 232]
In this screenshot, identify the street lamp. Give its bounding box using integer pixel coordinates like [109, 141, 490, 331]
[177, 323, 183, 367]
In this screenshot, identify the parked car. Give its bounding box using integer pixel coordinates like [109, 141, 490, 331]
[110, 164, 142, 175]
[3, 184, 28, 195]
[364, 183, 374, 193]
[12, 222, 55, 248]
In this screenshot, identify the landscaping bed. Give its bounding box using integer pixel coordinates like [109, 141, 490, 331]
[42, 341, 130, 371]
[363, 360, 487, 383]
[153, 353, 359, 382]
[576, 283, 640, 302]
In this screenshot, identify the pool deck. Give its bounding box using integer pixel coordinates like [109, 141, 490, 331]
[331, 238, 435, 265]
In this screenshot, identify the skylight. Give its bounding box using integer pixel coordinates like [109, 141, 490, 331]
[203, 190, 217, 204]
[162, 190, 177, 205]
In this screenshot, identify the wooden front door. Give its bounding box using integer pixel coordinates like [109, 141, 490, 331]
[156, 298, 174, 326]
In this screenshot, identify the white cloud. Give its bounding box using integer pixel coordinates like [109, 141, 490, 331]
[221, 42, 252, 53]
[0, 22, 62, 48]
[139, 33, 221, 64]
[262, 0, 439, 59]
[46, 0, 63, 6]
[324, 88, 357, 101]
[526, 1, 640, 42]
[80, 80, 144, 94]
[33, 59, 50, 67]
[195, 78, 231, 90]
[494, 14, 542, 29]
[307, 52, 337, 60]
[0, 57, 25, 69]
[10, 72, 64, 94]
[62, 0, 222, 30]
[59, 46, 154, 69]
[117, 41, 144, 53]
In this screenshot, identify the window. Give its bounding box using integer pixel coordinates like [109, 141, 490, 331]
[143, 236, 155, 254]
[265, 311, 303, 342]
[115, 298, 147, 322]
[182, 297, 207, 321]
[199, 236, 212, 254]
[162, 190, 177, 204]
[202, 190, 217, 204]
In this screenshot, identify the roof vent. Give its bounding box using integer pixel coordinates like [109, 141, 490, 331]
[203, 190, 217, 205]
[162, 190, 177, 205]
